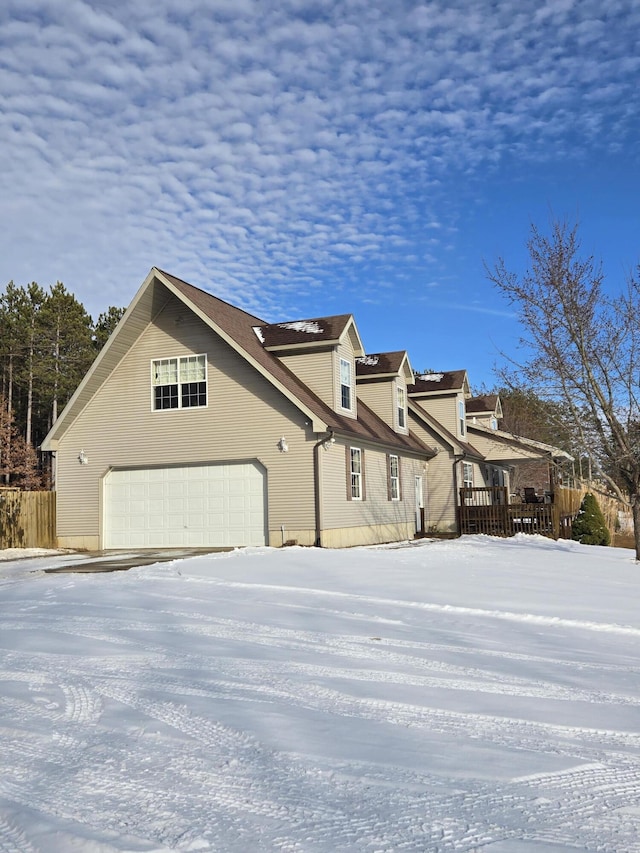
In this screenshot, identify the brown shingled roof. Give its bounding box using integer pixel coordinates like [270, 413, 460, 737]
[410, 369, 467, 395]
[158, 270, 429, 456]
[466, 394, 499, 415]
[254, 315, 354, 349]
[355, 351, 407, 377]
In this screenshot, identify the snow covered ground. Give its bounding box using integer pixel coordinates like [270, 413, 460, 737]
[1, 535, 640, 852]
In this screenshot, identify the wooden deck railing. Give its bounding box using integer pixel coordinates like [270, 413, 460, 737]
[458, 487, 566, 539]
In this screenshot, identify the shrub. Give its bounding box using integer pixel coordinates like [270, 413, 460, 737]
[571, 493, 611, 546]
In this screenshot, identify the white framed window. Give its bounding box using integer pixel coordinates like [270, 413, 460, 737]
[389, 454, 400, 500]
[349, 447, 363, 500]
[340, 358, 352, 410]
[490, 417, 498, 430]
[459, 399, 466, 436]
[152, 354, 207, 410]
[397, 385, 406, 429]
[463, 462, 473, 489]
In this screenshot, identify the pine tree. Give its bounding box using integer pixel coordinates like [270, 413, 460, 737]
[0, 395, 45, 489]
[93, 305, 125, 350]
[38, 282, 94, 429]
[571, 493, 611, 546]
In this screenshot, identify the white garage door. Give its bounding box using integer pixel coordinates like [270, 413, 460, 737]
[103, 462, 266, 549]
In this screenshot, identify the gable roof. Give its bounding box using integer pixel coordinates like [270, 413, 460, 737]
[254, 314, 363, 355]
[466, 422, 573, 463]
[408, 400, 484, 460]
[466, 394, 503, 417]
[355, 351, 414, 382]
[410, 369, 469, 396]
[42, 268, 429, 458]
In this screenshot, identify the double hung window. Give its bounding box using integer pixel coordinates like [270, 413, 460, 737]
[389, 454, 400, 500]
[458, 400, 466, 436]
[152, 355, 207, 410]
[350, 447, 362, 499]
[340, 358, 352, 411]
[397, 385, 406, 429]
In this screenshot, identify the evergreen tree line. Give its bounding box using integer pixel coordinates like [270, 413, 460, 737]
[0, 280, 124, 487]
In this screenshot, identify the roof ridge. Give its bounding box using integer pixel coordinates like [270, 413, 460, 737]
[155, 268, 268, 326]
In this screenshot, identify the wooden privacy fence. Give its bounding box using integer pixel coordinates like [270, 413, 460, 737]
[0, 489, 57, 549]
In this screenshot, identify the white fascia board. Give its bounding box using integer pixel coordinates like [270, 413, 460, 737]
[41, 269, 158, 449]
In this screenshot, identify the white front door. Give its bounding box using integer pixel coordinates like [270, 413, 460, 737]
[103, 461, 267, 549]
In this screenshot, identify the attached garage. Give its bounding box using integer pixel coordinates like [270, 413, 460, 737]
[103, 461, 267, 549]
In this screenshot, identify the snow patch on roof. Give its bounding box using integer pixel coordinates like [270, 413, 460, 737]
[420, 372, 444, 381]
[277, 320, 323, 334]
[356, 355, 380, 366]
[252, 326, 265, 343]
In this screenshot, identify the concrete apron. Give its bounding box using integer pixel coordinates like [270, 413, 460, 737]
[44, 548, 233, 574]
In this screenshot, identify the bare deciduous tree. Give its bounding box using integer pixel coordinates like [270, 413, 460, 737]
[487, 219, 640, 560]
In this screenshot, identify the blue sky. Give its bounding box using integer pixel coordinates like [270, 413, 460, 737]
[1, 0, 639, 389]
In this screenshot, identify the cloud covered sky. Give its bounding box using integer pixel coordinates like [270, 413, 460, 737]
[1, 0, 639, 385]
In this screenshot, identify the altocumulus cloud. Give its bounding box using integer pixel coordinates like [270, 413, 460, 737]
[0, 0, 639, 317]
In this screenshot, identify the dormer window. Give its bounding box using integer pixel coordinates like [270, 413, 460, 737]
[397, 385, 406, 429]
[491, 417, 498, 430]
[340, 358, 352, 411]
[458, 400, 466, 436]
[152, 355, 207, 410]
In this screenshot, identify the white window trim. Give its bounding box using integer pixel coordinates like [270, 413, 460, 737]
[350, 447, 362, 500]
[151, 354, 208, 411]
[389, 454, 400, 501]
[458, 399, 466, 437]
[397, 384, 406, 430]
[339, 357, 353, 412]
[463, 461, 473, 489]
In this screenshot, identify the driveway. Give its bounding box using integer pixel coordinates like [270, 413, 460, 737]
[43, 548, 232, 574]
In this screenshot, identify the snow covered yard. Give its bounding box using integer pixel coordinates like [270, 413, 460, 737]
[1, 536, 640, 852]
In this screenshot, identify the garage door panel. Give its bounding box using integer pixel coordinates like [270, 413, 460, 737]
[104, 462, 266, 548]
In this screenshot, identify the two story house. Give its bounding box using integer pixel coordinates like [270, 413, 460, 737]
[42, 268, 432, 550]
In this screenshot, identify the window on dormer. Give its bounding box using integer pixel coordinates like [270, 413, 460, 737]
[397, 385, 406, 429]
[340, 358, 352, 410]
[459, 400, 466, 436]
[490, 417, 498, 430]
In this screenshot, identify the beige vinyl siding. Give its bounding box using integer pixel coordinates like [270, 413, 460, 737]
[466, 428, 549, 463]
[408, 413, 458, 533]
[356, 378, 394, 427]
[412, 394, 458, 438]
[467, 412, 494, 428]
[320, 438, 424, 534]
[55, 294, 318, 547]
[425, 449, 458, 532]
[278, 349, 334, 409]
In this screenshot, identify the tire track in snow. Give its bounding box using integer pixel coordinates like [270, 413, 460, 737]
[172, 577, 640, 639]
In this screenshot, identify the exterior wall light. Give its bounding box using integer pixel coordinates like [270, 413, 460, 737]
[78, 450, 89, 465]
[278, 436, 289, 453]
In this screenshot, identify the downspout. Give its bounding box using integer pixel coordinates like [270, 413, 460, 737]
[313, 428, 334, 547]
[453, 452, 465, 535]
